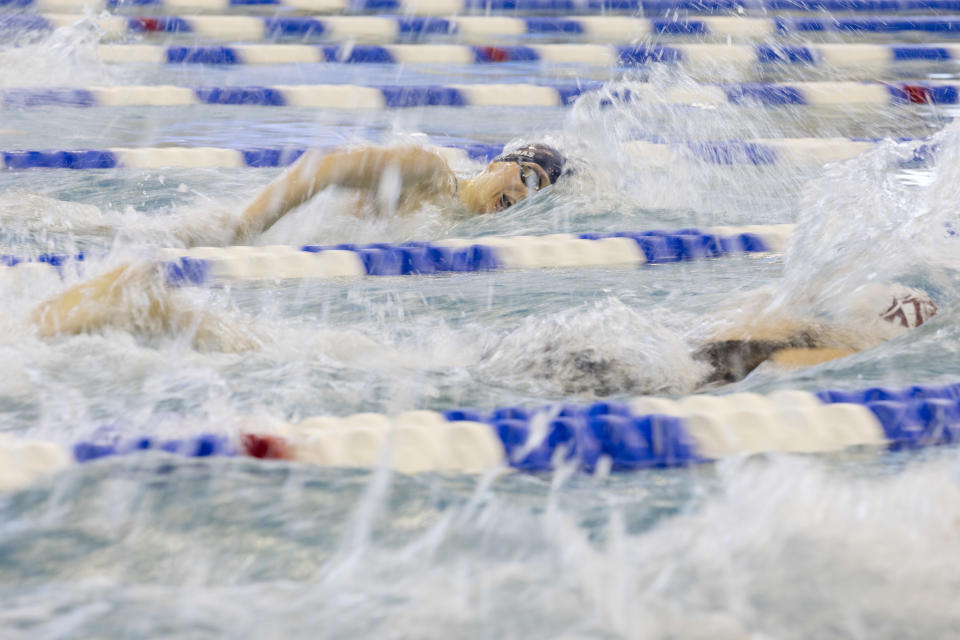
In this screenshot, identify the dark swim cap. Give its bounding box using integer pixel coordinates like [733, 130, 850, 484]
[494, 143, 567, 185]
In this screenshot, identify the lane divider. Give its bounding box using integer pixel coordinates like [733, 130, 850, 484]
[0, 225, 794, 283]
[64, 43, 960, 69]
[11, 14, 960, 43]
[6, 0, 960, 16]
[163, 225, 792, 281]
[7, 381, 960, 491]
[4, 81, 959, 109]
[0, 138, 935, 171]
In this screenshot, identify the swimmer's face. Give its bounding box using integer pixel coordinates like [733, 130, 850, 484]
[460, 161, 552, 214]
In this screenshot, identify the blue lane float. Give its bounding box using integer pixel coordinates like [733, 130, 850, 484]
[0, 150, 119, 170]
[489, 412, 698, 471]
[0, 252, 86, 268]
[73, 434, 236, 462]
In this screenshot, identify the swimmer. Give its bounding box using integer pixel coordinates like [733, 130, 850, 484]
[488, 282, 939, 396]
[693, 283, 939, 386]
[231, 143, 569, 243]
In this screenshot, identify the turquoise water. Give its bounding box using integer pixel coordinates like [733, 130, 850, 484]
[3, 20, 960, 638]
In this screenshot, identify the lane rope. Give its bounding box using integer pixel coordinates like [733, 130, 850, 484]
[0, 138, 935, 172]
[9, 14, 960, 43]
[7, 381, 959, 491]
[2, 81, 957, 109]
[52, 42, 960, 69]
[0, 224, 796, 282]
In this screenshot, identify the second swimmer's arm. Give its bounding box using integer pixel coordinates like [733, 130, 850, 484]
[231, 146, 455, 244]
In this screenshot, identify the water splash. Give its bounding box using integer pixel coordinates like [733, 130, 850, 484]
[0, 19, 118, 88]
[3, 452, 960, 637]
[746, 119, 960, 352]
[477, 297, 711, 397]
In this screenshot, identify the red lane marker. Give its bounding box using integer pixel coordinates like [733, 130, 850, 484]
[902, 84, 932, 104]
[478, 46, 510, 62]
[241, 434, 293, 460]
[129, 17, 163, 31]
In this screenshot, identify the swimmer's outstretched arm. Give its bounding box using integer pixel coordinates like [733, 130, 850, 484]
[768, 347, 858, 368]
[32, 262, 259, 351]
[231, 146, 456, 244]
[32, 263, 160, 337]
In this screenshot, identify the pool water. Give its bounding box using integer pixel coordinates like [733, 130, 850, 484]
[2, 16, 960, 638]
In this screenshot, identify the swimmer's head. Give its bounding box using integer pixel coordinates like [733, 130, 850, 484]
[494, 143, 567, 185]
[458, 143, 567, 214]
